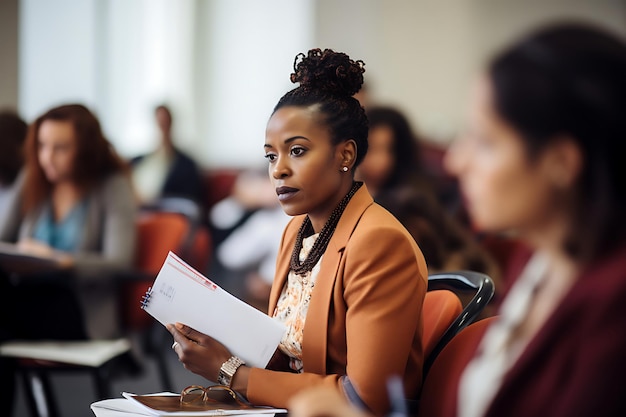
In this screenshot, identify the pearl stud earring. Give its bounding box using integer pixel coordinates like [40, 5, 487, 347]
[342, 166, 349, 172]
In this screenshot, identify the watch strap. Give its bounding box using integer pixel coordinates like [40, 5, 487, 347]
[217, 356, 245, 387]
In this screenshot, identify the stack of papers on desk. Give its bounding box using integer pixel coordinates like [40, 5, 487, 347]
[90, 392, 287, 416]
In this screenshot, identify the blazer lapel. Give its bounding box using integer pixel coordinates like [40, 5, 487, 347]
[302, 185, 374, 374]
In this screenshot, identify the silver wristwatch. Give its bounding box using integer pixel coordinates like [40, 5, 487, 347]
[217, 356, 245, 387]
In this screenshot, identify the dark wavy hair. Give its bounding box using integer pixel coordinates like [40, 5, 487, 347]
[273, 48, 369, 167]
[366, 106, 426, 189]
[489, 21, 626, 262]
[22, 104, 129, 212]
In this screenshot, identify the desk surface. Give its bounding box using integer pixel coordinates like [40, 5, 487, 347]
[0, 241, 60, 275]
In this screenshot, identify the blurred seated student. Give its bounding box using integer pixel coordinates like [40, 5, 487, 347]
[0, 103, 137, 339]
[0, 110, 27, 221]
[168, 48, 428, 416]
[130, 104, 204, 208]
[209, 169, 287, 303]
[211, 171, 291, 309]
[0, 103, 137, 414]
[288, 21, 626, 417]
[209, 169, 281, 245]
[358, 106, 499, 280]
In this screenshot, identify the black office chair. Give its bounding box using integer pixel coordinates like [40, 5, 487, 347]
[424, 270, 495, 376]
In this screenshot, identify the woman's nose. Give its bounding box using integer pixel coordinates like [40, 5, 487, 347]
[272, 158, 290, 179]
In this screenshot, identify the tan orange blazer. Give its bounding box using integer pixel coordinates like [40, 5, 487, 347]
[247, 185, 428, 416]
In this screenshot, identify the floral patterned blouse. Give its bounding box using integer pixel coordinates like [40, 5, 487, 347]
[273, 233, 322, 372]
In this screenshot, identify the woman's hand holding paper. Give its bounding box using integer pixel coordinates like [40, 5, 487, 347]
[167, 322, 231, 381]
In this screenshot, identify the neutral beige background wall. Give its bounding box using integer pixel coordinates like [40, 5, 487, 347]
[10, 0, 626, 168]
[315, 0, 626, 144]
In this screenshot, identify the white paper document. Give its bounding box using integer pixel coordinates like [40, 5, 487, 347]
[142, 252, 285, 368]
[91, 398, 153, 416]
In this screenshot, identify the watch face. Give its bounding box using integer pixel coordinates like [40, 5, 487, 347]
[218, 374, 228, 386]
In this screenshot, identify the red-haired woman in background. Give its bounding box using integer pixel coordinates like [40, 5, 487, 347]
[0, 104, 137, 414]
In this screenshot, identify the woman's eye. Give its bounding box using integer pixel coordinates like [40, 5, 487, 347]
[264, 153, 277, 163]
[290, 147, 306, 157]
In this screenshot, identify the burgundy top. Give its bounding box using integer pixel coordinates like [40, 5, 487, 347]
[481, 243, 626, 416]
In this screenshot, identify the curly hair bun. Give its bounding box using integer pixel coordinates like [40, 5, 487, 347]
[290, 48, 365, 98]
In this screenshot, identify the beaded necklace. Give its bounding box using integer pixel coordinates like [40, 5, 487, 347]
[290, 181, 363, 276]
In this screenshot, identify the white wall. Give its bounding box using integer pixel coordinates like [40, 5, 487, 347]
[101, 0, 198, 157]
[19, 0, 101, 121]
[194, 0, 314, 169]
[18, 0, 313, 168]
[315, 0, 626, 144]
[17, 0, 626, 168]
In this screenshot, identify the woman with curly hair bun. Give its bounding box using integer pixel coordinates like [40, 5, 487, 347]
[168, 48, 428, 415]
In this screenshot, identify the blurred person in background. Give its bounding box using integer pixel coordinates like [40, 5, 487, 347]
[0, 103, 137, 415]
[209, 169, 281, 245]
[358, 106, 499, 280]
[288, 21, 626, 417]
[130, 104, 205, 209]
[210, 170, 291, 310]
[0, 110, 27, 220]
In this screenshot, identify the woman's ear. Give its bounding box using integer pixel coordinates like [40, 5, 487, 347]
[545, 136, 583, 189]
[338, 139, 357, 170]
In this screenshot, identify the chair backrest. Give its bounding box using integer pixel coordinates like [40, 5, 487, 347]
[186, 225, 212, 274]
[135, 211, 190, 275]
[417, 317, 497, 417]
[422, 290, 463, 360]
[424, 270, 495, 375]
[202, 168, 241, 212]
[120, 211, 191, 330]
[139, 197, 213, 272]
